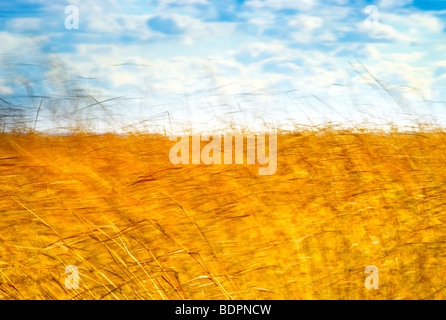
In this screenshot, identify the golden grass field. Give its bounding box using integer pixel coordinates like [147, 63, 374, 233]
[0, 127, 446, 300]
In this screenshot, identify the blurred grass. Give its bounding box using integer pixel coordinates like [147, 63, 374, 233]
[0, 126, 446, 300]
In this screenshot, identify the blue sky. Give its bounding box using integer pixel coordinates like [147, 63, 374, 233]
[1, 0, 446, 132]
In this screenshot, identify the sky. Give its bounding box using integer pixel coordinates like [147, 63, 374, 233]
[1, 0, 446, 133]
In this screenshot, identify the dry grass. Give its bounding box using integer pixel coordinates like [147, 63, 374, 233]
[1, 126, 446, 300]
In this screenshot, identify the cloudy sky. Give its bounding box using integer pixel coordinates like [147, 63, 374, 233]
[1, 0, 446, 132]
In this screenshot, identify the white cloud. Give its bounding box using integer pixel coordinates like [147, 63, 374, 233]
[288, 15, 323, 32]
[87, 14, 153, 37]
[245, 0, 316, 11]
[0, 79, 13, 94]
[0, 32, 47, 54]
[6, 18, 42, 32]
[383, 12, 444, 33]
[288, 15, 323, 43]
[235, 41, 289, 59]
[359, 21, 414, 42]
[378, 0, 413, 9]
[156, 0, 208, 7]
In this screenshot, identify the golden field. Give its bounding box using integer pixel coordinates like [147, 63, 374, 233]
[0, 127, 446, 300]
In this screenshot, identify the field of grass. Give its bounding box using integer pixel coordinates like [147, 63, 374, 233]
[1, 126, 446, 300]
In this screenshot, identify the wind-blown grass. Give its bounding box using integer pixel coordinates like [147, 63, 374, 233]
[0, 126, 446, 299]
